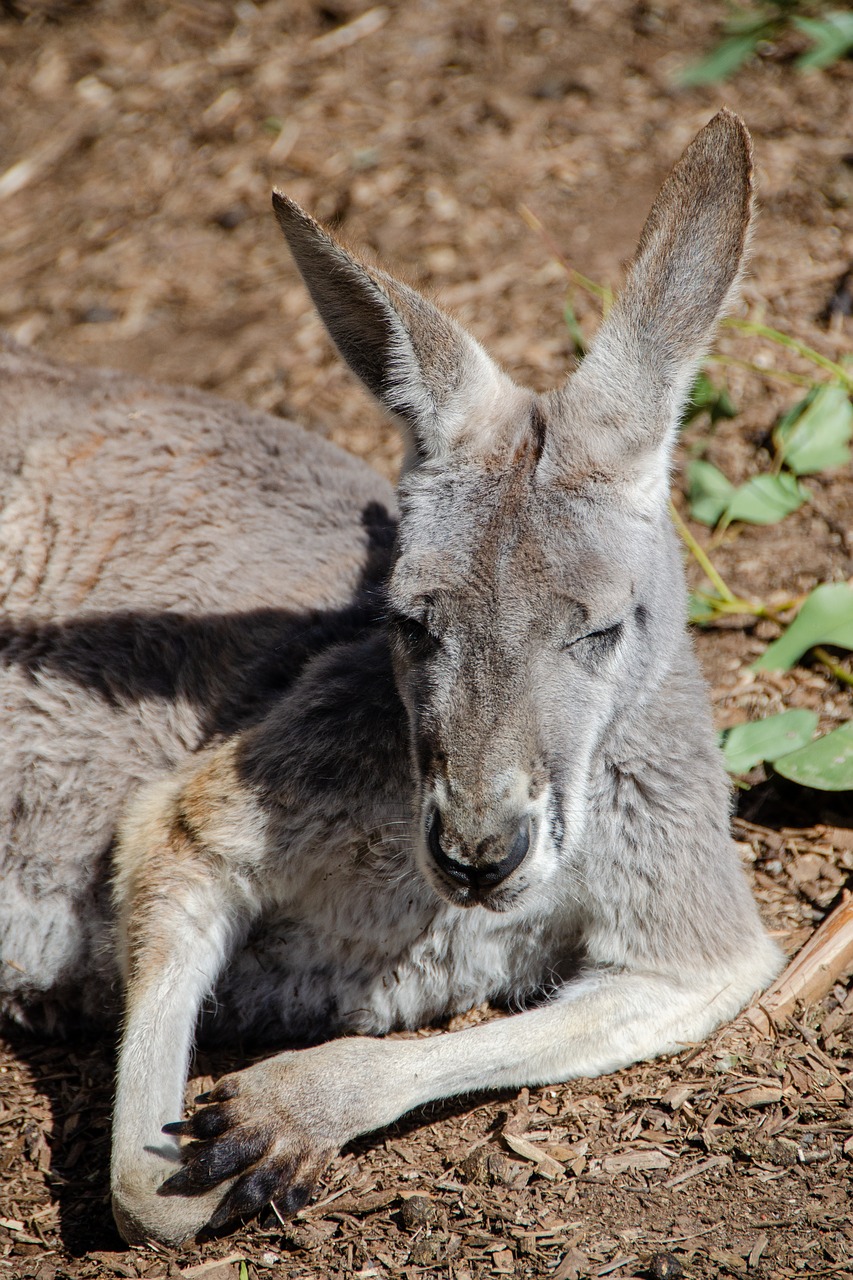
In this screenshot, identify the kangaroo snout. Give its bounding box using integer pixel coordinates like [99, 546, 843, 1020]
[426, 808, 533, 899]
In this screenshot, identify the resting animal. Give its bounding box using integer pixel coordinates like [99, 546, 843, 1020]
[0, 110, 781, 1245]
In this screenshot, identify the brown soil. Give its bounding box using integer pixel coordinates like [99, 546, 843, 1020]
[1, 2, 852, 1279]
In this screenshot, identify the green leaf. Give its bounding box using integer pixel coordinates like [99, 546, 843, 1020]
[687, 465, 808, 530]
[687, 460, 734, 526]
[773, 384, 853, 475]
[683, 371, 738, 428]
[676, 32, 761, 86]
[239, 1262, 249, 1280]
[772, 720, 853, 791]
[689, 592, 721, 624]
[720, 709, 818, 775]
[753, 582, 853, 671]
[722, 472, 808, 527]
[795, 12, 853, 71]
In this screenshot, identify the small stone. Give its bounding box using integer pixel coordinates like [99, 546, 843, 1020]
[487, 1152, 523, 1186]
[459, 1147, 490, 1183]
[458, 1145, 529, 1187]
[649, 1253, 684, 1280]
[399, 1195, 439, 1231]
[408, 1232, 448, 1265]
[77, 305, 118, 325]
[756, 1136, 799, 1168]
[214, 205, 249, 230]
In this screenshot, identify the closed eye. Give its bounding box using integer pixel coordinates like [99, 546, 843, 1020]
[390, 612, 441, 660]
[561, 622, 624, 655]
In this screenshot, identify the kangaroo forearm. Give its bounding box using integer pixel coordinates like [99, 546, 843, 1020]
[237, 962, 770, 1152]
[356, 953, 777, 1130]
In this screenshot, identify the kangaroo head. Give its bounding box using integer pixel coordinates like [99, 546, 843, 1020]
[273, 110, 753, 914]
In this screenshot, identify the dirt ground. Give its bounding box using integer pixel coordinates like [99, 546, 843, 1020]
[1, 1, 852, 1278]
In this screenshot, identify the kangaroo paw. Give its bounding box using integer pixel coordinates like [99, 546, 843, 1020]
[158, 1069, 336, 1230]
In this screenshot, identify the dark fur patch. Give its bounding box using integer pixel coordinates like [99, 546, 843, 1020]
[529, 402, 548, 463]
[0, 502, 397, 744]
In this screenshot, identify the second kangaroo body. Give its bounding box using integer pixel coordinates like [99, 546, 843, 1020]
[0, 112, 782, 1247]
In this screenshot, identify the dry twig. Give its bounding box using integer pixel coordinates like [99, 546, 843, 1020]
[746, 891, 853, 1035]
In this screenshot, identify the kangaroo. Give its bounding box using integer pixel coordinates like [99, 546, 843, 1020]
[0, 111, 782, 1247]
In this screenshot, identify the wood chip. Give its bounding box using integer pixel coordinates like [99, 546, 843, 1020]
[661, 1084, 693, 1110]
[664, 1155, 730, 1188]
[502, 1133, 563, 1178]
[322, 1189, 397, 1216]
[728, 1085, 784, 1107]
[748, 1234, 769, 1268]
[553, 1248, 590, 1280]
[309, 7, 388, 57]
[596, 1255, 639, 1276]
[603, 1150, 672, 1173]
[179, 1254, 245, 1278]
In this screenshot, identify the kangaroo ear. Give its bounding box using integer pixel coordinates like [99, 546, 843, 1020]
[551, 110, 753, 505]
[273, 193, 520, 468]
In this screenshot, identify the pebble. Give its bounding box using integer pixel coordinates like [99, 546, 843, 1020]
[399, 1195, 440, 1230]
[649, 1253, 684, 1280]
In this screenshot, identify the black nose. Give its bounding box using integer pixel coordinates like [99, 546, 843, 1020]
[427, 811, 531, 891]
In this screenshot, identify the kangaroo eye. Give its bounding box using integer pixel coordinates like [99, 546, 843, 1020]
[561, 622, 624, 655]
[391, 614, 441, 661]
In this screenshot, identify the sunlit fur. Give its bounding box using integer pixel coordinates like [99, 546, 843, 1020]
[1, 112, 782, 1248]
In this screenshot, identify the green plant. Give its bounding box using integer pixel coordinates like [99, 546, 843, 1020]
[719, 709, 853, 789]
[678, 1, 853, 87]
[680, 320, 853, 632]
[686, 381, 853, 532]
[676, 327, 853, 789]
[719, 708, 818, 772]
[681, 485, 853, 790]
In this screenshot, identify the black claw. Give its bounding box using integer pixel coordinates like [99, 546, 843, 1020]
[279, 1181, 313, 1216]
[212, 1079, 239, 1102]
[206, 1199, 235, 1231]
[162, 1119, 193, 1136]
[207, 1161, 297, 1230]
[206, 1198, 237, 1232]
[159, 1165, 197, 1197]
[195, 1078, 237, 1105]
[163, 1105, 230, 1141]
[161, 1128, 271, 1196]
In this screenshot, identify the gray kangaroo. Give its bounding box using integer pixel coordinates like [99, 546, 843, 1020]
[0, 111, 781, 1247]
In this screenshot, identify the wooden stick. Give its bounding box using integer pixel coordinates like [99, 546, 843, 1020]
[745, 890, 853, 1035]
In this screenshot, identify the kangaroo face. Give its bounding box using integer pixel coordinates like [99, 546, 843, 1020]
[387, 418, 678, 913]
[273, 109, 752, 914]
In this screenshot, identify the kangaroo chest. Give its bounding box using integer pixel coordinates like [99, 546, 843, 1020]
[207, 866, 562, 1046]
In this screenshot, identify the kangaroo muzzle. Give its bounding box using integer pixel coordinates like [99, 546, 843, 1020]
[426, 809, 532, 894]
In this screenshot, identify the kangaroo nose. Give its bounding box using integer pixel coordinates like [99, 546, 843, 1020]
[427, 811, 531, 891]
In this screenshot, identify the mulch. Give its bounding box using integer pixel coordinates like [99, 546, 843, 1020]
[1, 0, 851, 1276]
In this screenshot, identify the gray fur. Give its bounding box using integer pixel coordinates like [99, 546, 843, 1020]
[0, 111, 782, 1246]
[0, 338, 395, 1028]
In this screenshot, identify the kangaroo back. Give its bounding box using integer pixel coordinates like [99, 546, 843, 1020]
[0, 338, 396, 1028]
